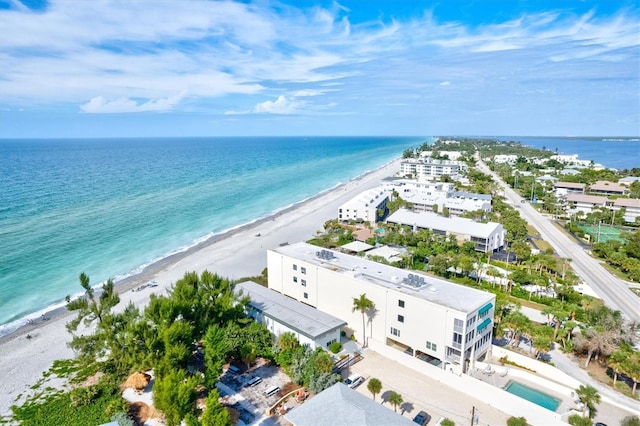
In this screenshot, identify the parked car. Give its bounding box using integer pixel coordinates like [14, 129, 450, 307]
[413, 411, 430, 425]
[344, 374, 364, 389]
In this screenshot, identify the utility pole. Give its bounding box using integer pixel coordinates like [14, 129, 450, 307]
[470, 406, 477, 426]
[530, 180, 535, 202]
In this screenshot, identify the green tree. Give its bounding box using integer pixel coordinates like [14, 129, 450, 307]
[201, 389, 231, 426]
[153, 369, 199, 426]
[506, 416, 529, 426]
[352, 294, 375, 347]
[621, 415, 640, 426]
[367, 378, 382, 400]
[66, 273, 120, 360]
[241, 343, 257, 369]
[575, 384, 600, 419]
[567, 414, 592, 426]
[388, 392, 403, 412]
[203, 325, 228, 388]
[440, 418, 455, 426]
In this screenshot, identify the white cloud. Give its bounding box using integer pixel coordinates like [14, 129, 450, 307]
[254, 95, 302, 114]
[439, 81, 450, 86]
[80, 93, 184, 113]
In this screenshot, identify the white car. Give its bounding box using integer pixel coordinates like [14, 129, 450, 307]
[344, 374, 364, 389]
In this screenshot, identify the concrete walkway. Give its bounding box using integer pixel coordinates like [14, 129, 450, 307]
[548, 346, 640, 423]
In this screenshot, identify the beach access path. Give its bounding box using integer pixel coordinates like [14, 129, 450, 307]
[0, 158, 402, 419]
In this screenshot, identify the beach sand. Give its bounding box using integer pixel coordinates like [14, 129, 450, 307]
[0, 158, 401, 418]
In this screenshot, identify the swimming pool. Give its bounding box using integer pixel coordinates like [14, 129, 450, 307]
[504, 381, 560, 411]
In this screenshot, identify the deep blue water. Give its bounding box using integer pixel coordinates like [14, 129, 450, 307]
[0, 136, 423, 334]
[494, 136, 639, 170]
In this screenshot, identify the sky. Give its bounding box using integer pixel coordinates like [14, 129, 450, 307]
[0, 0, 638, 138]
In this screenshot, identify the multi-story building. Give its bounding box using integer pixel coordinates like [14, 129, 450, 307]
[553, 182, 586, 198]
[267, 243, 496, 373]
[589, 180, 628, 196]
[400, 158, 467, 180]
[566, 193, 608, 215]
[338, 187, 389, 225]
[613, 198, 640, 223]
[386, 209, 505, 253]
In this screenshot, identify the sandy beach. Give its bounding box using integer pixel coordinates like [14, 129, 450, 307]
[0, 158, 401, 418]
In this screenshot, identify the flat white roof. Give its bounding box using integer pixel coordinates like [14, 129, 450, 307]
[387, 209, 502, 239]
[341, 241, 374, 252]
[273, 243, 493, 313]
[236, 281, 346, 339]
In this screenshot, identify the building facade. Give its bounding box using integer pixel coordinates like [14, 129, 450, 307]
[338, 187, 389, 225]
[553, 182, 586, 198]
[267, 243, 496, 372]
[400, 158, 467, 180]
[386, 209, 505, 253]
[236, 281, 345, 350]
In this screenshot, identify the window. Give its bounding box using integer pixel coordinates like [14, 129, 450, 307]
[432, 343, 437, 351]
[467, 316, 476, 327]
[301, 267, 306, 274]
[397, 315, 404, 323]
[293, 276, 298, 283]
[454, 318, 463, 333]
[390, 327, 400, 337]
[426, 341, 431, 350]
[303, 292, 308, 299]
[301, 279, 307, 287]
[452, 332, 462, 349]
[398, 300, 405, 308]
[293, 264, 297, 271]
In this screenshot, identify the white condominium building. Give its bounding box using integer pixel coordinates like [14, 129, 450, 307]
[386, 209, 505, 253]
[267, 243, 496, 373]
[400, 158, 467, 180]
[338, 187, 389, 225]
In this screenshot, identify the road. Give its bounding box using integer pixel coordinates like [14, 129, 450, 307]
[476, 159, 640, 322]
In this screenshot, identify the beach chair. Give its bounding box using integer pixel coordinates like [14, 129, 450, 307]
[500, 368, 509, 377]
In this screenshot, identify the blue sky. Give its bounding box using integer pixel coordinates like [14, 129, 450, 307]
[0, 0, 638, 138]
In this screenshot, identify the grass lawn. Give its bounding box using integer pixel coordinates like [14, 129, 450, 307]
[534, 239, 553, 253]
[526, 225, 540, 237]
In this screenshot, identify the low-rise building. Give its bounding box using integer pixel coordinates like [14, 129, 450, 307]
[268, 243, 496, 373]
[492, 154, 519, 164]
[589, 180, 628, 196]
[386, 209, 505, 253]
[566, 193, 608, 215]
[553, 182, 586, 198]
[236, 281, 346, 350]
[338, 187, 389, 225]
[612, 198, 640, 223]
[619, 176, 640, 187]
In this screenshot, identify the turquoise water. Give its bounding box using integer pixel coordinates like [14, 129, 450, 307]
[0, 136, 425, 334]
[504, 381, 560, 411]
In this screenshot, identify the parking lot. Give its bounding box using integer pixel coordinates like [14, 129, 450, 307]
[217, 358, 298, 425]
[346, 350, 510, 425]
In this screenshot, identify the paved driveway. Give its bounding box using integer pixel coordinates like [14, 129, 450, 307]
[346, 350, 510, 426]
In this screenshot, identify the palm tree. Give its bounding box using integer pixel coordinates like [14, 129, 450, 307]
[575, 384, 600, 419]
[352, 294, 374, 347]
[388, 392, 403, 412]
[367, 378, 382, 401]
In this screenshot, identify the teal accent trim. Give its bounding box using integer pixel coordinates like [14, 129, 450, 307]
[478, 302, 493, 315]
[477, 318, 492, 332]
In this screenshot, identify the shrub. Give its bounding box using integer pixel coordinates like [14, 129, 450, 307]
[329, 342, 342, 354]
[69, 386, 98, 407]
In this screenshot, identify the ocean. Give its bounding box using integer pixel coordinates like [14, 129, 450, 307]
[0, 135, 635, 336]
[494, 136, 640, 170]
[0, 136, 423, 335]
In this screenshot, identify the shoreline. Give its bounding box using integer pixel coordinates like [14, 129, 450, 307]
[0, 159, 395, 344]
[0, 157, 402, 417]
